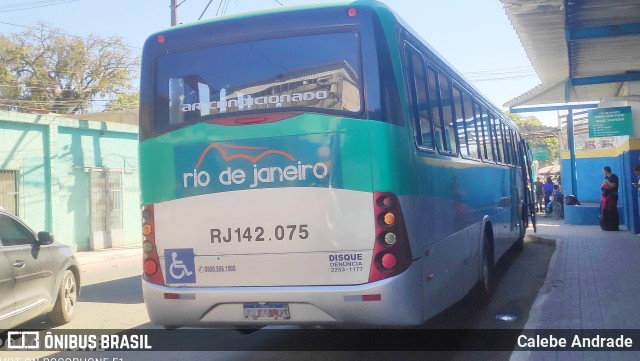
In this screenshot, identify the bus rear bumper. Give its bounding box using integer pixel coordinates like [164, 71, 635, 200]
[142, 261, 422, 327]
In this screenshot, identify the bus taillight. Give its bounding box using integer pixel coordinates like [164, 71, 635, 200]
[142, 205, 165, 285]
[144, 257, 158, 275]
[369, 192, 412, 282]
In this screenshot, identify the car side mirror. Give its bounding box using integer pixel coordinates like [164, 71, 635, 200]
[37, 231, 54, 245]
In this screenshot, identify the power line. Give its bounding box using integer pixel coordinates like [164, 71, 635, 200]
[222, 0, 231, 16]
[0, 98, 116, 104]
[463, 66, 534, 75]
[466, 74, 539, 82]
[0, 0, 78, 12]
[215, 0, 224, 16]
[0, 83, 138, 94]
[198, 0, 215, 20]
[0, 21, 143, 50]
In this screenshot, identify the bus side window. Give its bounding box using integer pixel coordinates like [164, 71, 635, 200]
[438, 73, 457, 154]
[479, 106, 495, 162]
[472, 102, 483, 159]
[406, 48, 434, 149]
[495, 118, 509, 164]
[512, 130, 521, 166]
[503, 124, 514, 165]
[491, 115, 504, 163]
[453, 86, 468, 157]
[427, 67, 443, 152]
[502, 125, 511, 165]
[462, 91, 479, 159]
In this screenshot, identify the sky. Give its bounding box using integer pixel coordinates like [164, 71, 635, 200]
[0, 0, 557, 125]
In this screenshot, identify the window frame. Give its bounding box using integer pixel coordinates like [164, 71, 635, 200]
[452, 84, 469, 158]
[404, 43, 436, 153]
[436, 72, 458, 155]
[401, 37, 522, 166]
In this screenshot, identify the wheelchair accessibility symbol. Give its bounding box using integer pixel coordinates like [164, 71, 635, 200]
[164, 248, 196, 283]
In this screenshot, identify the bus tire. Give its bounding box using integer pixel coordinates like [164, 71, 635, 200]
[475, 232, 494, 304]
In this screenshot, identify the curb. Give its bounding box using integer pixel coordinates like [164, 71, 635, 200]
[525, 234, 556, 246]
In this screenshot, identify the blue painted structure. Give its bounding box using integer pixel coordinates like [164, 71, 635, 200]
[0, 111, 140, 251]
[564, 203, 624, 225]
[559, 129, 640, 231]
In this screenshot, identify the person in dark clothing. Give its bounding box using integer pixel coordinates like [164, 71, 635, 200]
[633, 165, 640, 213]
[600, 166, 619, 231]
[543, 177, 554, 215]
[534, 178, 544, 212]
[551, 184, 564, 219]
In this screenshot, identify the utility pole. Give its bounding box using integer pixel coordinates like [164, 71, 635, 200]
[171, 0, 178, 26]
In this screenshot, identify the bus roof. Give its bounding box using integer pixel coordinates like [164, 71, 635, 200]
[153, 1, 388, 36]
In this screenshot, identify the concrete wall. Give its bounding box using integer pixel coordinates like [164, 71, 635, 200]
[67, 109, 137, 126]
[0, 111, 139, 251]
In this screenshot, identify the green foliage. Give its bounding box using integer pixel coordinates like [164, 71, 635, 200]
[105, 92, 140, 111]
[506, 111, 559, 167]
[0, 23, 139, 114]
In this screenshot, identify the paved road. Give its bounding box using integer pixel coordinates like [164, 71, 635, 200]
[2, 235, 555, 360]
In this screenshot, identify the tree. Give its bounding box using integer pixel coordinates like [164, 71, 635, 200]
[105, 92, 139, 111]
[0, 23, 139, 114]
[506, 112, 560, 168]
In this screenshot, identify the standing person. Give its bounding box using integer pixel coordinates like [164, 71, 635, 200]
[632, 166, 640, 214]
[535, 177, 544, 212]
[600, 166, 619, 231]
[632, 166, 640, 189]
[543, 177, 554, 215]
[551, 184, 564, 219]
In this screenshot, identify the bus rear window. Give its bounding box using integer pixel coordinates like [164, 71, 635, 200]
[155, 32, 362, 127]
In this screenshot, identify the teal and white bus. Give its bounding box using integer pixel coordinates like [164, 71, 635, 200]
[139, 0, 535, 328]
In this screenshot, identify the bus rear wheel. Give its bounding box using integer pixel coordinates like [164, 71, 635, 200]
[475, 232, 494, 304]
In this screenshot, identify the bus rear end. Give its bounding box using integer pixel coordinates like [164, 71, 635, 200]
[139, 2, 422, 327]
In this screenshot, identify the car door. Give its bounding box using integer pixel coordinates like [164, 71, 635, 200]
[0, 245, 15, 328]
[0, 214, 54, 325]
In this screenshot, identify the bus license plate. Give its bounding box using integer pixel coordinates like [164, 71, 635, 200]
[243, 303, 290, 320]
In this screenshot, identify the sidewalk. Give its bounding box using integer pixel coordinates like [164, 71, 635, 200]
[73, 245, 141, 266]
[514, 214, 640, 360]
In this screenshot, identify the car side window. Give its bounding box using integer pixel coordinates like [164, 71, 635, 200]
[0, 214, 36, 246]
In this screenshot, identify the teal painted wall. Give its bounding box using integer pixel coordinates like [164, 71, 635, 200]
[0, 118, 49, 232]
[0, 111, 139, 251]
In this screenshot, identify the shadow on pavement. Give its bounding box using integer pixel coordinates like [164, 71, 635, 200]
[79, 275, 143, 304]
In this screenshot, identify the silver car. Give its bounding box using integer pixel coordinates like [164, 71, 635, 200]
[0, 207, 80, 330]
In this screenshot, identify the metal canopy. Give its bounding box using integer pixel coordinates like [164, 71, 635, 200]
[502, 0, 640, 108]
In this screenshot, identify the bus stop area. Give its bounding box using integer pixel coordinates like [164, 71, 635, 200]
[501, 1, 640, 358]
[504, 0, 640, 233]
[514, 217, 640, 360]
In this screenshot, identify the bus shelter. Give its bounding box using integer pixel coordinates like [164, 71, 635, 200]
[501, 0, 640, 232]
